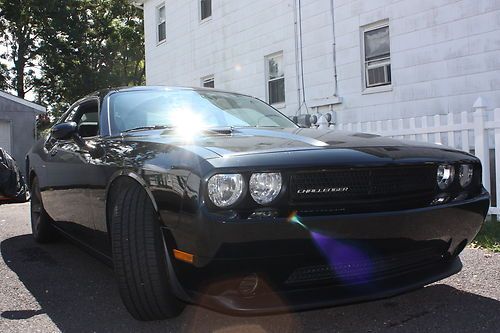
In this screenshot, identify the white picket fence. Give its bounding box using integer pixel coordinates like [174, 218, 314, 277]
[318, 97, 499, 215]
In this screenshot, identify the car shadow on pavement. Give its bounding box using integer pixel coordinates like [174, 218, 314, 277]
[1, 234, 500, 333]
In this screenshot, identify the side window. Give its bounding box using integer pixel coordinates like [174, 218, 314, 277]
[201, 75, 215, 88]
[65, 105, 80, 122]
[200, 0, 212, 21]
[266, 52, 285, 105]
[362, 21, 391, 90]
[70, 100, 99, 138]
[157, 4, 166, 43]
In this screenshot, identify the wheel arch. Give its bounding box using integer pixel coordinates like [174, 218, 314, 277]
[105, 171, 159, 236]
[105, 171, 192, 304]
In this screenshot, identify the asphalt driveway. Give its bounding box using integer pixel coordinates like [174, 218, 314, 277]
[1, 203, 499, 333]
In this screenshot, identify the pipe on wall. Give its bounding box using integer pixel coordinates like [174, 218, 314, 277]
[330, 0, 339, 97]
[293, 0, 302, 115]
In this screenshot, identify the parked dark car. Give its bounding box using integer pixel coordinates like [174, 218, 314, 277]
[0, 148, 28, 204]
[26, 86, 489, 321]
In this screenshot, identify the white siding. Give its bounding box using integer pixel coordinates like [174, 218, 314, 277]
[142, 0, 500, 122]
[333, 0, 500, 123]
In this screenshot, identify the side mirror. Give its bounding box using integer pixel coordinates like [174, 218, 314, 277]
[51, 122, 77, 140]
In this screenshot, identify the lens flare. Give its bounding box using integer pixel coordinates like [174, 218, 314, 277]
[287, 211, 373, 285]
[288, 211, 307, 229]
[310, 231, 373, 285]
[169, 107, 208, 141]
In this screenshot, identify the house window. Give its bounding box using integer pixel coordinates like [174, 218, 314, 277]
[362, 23, 391, 89]
[202, 75, 214, 88]
[200, 0, 212, 21]
[266, 52, 285, 105]
[157, 4, 166, 43]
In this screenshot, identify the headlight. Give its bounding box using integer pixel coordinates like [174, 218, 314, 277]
[207, 174, 244, 207]
[459, 164, 474, 188]
[249, 172, 282, 205]
[437, 164, 455, 190]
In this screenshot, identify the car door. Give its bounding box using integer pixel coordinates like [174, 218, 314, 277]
[41, 98, 100, 241]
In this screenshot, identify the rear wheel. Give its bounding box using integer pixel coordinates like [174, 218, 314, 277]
[30, 176, 58, 243]
[111, 179, 184, 321]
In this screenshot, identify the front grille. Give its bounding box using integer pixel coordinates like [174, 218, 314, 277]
[285, 245, 446, 287]
[290, 165, 437, 211]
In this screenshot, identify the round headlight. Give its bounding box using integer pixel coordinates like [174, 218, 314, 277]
[459, 164, 474, 188]
[437, 164, 455, 190]
[207, 174, 244, 207]
[249, 172, 282, 205]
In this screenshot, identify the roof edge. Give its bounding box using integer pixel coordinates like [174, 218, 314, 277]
[0, 91, 46, 113]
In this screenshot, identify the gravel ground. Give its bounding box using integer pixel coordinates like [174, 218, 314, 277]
[1, 202, 499, 333]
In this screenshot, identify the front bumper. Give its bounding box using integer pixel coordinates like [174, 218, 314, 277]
[163, 190, 489, 314]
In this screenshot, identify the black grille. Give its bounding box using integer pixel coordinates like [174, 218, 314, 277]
[285, 245, 446, 287]
[290, 165, 437, 210]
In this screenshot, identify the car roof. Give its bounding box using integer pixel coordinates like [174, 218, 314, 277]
[84, 86, 255, 100]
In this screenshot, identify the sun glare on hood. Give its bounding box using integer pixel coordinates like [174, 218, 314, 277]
[168, 107, 209, 141]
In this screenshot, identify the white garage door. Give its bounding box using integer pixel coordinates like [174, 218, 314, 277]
[0, 120, 12, 154]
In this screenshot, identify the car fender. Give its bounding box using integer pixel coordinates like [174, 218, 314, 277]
[106, 170, 159, 212]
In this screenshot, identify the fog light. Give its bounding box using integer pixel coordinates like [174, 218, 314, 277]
[437, 164, 455, 190]
[238, 273, 259, 297]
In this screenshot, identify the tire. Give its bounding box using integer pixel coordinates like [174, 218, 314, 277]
[30, 176, 59, 243]
[111, 179, 184, 321]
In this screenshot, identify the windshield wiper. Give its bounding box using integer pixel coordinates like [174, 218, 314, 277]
[122, 125, 173, 133]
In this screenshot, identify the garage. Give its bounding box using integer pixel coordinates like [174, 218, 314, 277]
[0, 90, 46, 175]
[0, 120, 12, 153]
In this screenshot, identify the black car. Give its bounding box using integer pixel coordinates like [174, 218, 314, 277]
[0, 148, 28, 204]
[26, 86, 489, 321]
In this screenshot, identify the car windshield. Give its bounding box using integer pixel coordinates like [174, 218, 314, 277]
[109, 89, 297, 134]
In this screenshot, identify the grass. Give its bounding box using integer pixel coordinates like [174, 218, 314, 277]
[470, 215, 500, 252]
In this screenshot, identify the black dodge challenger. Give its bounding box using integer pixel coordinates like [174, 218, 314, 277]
[26, 86, 489, 320]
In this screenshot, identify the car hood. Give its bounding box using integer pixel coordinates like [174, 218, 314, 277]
[127, 127, 457, 159]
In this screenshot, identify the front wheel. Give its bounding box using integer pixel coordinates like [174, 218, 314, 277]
[30, 176, 58, 243]
[111, 179, 184, 321]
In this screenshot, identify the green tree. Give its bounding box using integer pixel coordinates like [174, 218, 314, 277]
[36, 0, 145, 117]
[0, 0, 145, 119]
[0, 0, 50, 98]
[0, 62, 9, 91]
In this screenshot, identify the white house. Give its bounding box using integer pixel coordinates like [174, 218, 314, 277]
[134, 0, 500, 125]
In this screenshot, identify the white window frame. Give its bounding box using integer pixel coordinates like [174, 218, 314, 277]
[199, 0, 212, 23]
[156, 2, 166, 45]
[201, 75, 215, 88]
[360, 20, 392, 94]
[265, 51, 286, 107]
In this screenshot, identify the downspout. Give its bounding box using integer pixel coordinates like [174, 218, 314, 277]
[330, 0, 338, 97]
[293, 0, 302, 115]
[293, 0, 309, 115]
